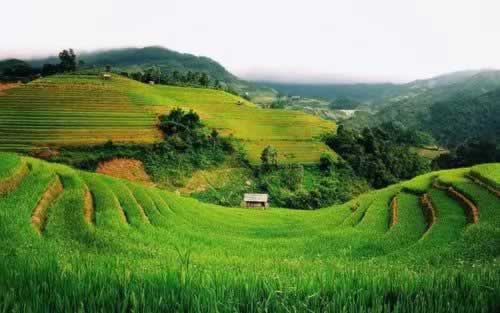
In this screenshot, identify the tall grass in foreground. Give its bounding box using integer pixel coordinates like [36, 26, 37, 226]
[1, 157, 499, 312]
[0, 257, 499, 313]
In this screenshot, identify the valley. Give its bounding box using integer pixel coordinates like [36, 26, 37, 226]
[1, 24, 499, 311]
[0, 152, 499, 311]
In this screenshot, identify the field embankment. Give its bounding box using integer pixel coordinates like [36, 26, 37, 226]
[0, 154, 499, 312]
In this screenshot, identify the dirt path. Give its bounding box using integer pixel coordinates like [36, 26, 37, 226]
[83, 187, 94, 225]
[433, 181, 479, 224]
[31, 175, 64, 234]
[0, 162, 29, 195]
[419, 193, 436, 234]
[389, 195, 398, 228]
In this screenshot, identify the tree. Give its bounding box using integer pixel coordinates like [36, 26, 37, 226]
[42, 63, 60, 76]
[198, 73, 209, 86]
[434, 139, 499, 169]
[58, 49, 77, 72]
[261, 146, 278, 170]
[214, 79, 222, 89]
[159, 108, 202, 136]
[130, 72, 143, 82]
[319, 153, 335, 173]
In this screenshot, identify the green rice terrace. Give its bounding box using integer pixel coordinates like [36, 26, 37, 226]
[0, 152, 499, 312]
[0, 74, 334, 163]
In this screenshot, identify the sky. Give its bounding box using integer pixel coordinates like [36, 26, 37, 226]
[1, 0, 499, 83]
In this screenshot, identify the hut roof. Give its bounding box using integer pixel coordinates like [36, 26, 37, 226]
[244, 193, 268, 202]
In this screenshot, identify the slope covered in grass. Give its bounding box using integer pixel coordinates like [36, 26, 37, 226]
[0, 74, 334, 163]
[0, 153, 499, 312]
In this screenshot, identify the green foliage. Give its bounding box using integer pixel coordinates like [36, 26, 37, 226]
[260, 146, 278, 170]
[0, 59, 36, 82]
[428, 88, 500, 145]
[325, 125, 431, 188]
[319, 153, 336, 173]
[159, 108, 202, 137]
[434, 139, 500, 169]
[58, 49, 77, 72]
[127, 67, 214, 88]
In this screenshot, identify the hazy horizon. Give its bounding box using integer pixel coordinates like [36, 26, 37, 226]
[1, 0, 499, 84]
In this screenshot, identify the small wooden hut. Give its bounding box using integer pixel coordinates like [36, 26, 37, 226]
[243, 193, 269, 208]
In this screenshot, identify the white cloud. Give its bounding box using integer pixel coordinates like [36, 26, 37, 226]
[1, 0, 499, 82]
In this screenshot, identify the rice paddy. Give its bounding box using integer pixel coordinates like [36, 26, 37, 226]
[0, 74, 334, 163]
[0, 153, 499, 312]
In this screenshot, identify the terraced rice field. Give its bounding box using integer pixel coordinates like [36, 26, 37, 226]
[0, 75, 162, 151]
[0, 153, 499, 312]
[0, 74, 334, 163]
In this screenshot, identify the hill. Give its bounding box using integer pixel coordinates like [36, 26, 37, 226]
[0, 153, 499, 311]
[261, 70, 495, 105]
[27, 46, 236, 82]
[260, 81, 403, 104]
[341, 70, 500, 145]
[0, 73, 334, 163]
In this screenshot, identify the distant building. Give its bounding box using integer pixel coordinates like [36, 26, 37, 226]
[243, 193, 269, 208]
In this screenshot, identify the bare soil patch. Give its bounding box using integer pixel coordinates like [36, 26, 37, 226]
[97, 159, 152, 185]
[0, 83, 19, 95]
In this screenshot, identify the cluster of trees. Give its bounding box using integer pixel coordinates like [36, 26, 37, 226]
[158, 108, 232, 151]
[125, 67, 216, 88]
[41, 49, 79, 76]
[375, 122, 435, 146]
[0, 59, 36, 82]
[0, 49, 79, 82]
[254, 147, 368, 209]
[433, 139, 499, 169]
[52, 108, 235, 189]
[428, 89, 500, 146]
[325, 125, 430, 188]
[329, 97, 361, 110]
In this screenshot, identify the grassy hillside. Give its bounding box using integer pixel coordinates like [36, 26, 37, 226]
[0, 153, 499, 311]
[0, 74, 334, 163]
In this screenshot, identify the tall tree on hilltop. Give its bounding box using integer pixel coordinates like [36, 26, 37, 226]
[59, 49, 77, 72]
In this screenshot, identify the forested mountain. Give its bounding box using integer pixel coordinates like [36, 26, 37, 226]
[428, 87, 500, 145]
[261, 70, 497, 105]
[27, 46, 237, 82]
[340, 70, 500, 146]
